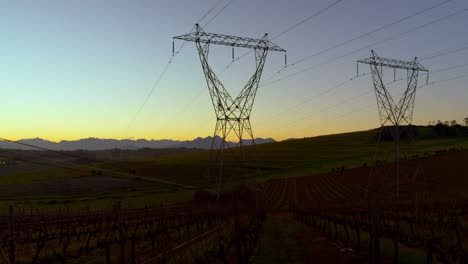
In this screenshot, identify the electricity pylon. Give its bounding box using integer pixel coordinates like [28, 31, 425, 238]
[358, 50, 429, 198]
[174, 24, 286, 193]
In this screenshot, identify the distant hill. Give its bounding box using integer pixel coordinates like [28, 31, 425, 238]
[0, 136, 276, 151]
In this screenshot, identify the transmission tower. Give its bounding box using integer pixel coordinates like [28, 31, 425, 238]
[358, 50, 429, 197]
[174, 24, 286, 193]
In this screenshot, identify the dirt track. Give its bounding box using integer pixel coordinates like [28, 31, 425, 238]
[253, 212, 368, 263]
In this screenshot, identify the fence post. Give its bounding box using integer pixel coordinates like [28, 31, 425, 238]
[8, 205, 15, 264]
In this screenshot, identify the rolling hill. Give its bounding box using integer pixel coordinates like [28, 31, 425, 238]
[0, 136, 275, 151]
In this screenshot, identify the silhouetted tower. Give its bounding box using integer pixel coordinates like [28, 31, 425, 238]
[358, 50, 429, 197]
[174, 24, 286, 193]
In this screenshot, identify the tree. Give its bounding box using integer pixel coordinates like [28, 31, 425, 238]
[464, 117, 468, 127]
[450, 120, 457, 126]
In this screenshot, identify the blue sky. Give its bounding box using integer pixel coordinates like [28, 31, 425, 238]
[0, 0, 467, 141]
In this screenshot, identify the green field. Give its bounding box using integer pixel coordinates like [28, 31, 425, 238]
[2, 128, 468, 210]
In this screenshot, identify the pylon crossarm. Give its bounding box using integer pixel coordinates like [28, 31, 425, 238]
[358, 51, 428, 72]
[174, 28, 285, 52]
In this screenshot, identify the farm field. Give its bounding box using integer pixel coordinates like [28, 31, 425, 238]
[1, 129, 468, 263]
[1, 129, 467, 210]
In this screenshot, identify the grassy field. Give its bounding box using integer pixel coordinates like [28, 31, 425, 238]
[1, 128, 468, 210]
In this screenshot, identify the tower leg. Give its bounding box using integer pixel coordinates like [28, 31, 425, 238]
[394, 125, 400, 198]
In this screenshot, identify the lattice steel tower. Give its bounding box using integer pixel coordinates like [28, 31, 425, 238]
[358, 50, 429, 197]
[174, 24, 286, 193]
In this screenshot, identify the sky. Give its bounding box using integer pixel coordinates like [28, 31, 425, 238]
[0, 0, 467, 142]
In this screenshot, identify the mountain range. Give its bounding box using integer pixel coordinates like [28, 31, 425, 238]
[0, 136, 276, 151]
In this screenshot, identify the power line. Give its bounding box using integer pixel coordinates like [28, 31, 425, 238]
[0, 148, 87, 167]
[292, 72, 468, 136]
[245, 43, 468, 131]
[292, 89, 374, 124]
[126, 0, 233, 131]
[0, 151, 87, 173]
[197, 0, 226, 25]
[261, 7, 468, 88]
[429, 63, 468, 73]
[162, 1, 235, 116]
[333, 71, 468, 120]
[260, 61, 468, 136]
[266, 73, 371, 121]
[257, 46, 468, 131]
[0, 138, 217, 193]
[335, 102, 376, 119]
[369, 62, 468, 87]
[425, 72, 468, 85]
[178, 86, 207, 114]
[273, 0, 346, 40]
[245, 46, 468, 137]
[127, 59, 174, 130]
[214, 2, 462, 126]
[378, 47, 468, 84]
[219, 0, 347, 75]
[202, 0, 233, 28]
[0, 137, 95, 161]
[270, 0, 452, 76]
[261, 62, 440, 125]
[307, 63, 468, 121]
[420, 44, 468, 61]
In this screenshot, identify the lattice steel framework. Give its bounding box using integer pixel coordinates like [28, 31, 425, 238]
[358, 50, 429, 197]
[174, 24, 286, 193]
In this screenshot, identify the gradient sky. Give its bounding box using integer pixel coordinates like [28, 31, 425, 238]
[1, 0, 467, 141]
